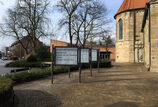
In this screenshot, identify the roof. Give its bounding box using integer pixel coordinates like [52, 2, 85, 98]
[50, 39, 115, 52]
[11, 36, 42, 47]
[50, 39, 116, 60]
[115, 0, 150, 18]
[50, 40, 76, 47]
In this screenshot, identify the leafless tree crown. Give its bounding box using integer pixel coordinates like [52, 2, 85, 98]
[0, 0, 51, 54]
[57, 0, 111, 47]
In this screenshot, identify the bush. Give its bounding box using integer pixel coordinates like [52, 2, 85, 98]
[5, 68, 51, 84]
[54, 66, 68, 74]
[0, 76, 13, 106]
[10, 56, 19, 61]
[53, 61, 111, 73]
[5, 61, 111, 84]
[27, 55, 37, 62]
[36, 46, 51, 61]
[6, 60, 41, 67]
[82, 61, 111, 68]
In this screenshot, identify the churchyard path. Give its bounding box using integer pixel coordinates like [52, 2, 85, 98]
[14, 63, 158, 107]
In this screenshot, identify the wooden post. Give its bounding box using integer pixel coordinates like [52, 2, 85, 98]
[68, 66, 71, 78]
[90, 63, 92, 77]
[98, 61, 100, 73]
[90, 49, 92, 77]
[78, 48, 82, 83]
[51, 46, 54, 84]
[51, 63, 54, 84]
[98, 50, 100, 73]
[79, 64, 82, 83]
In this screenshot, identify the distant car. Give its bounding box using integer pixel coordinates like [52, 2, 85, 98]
[2, 57, 8, 60]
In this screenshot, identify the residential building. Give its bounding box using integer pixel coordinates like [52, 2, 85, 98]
[10, 37, 43, 59]
[50, 39, 115, 61]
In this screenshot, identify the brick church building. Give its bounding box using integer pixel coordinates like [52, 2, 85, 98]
[115, 0, 158, 72]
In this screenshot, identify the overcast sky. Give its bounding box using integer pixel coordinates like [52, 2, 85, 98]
[0, 0, 123, 51]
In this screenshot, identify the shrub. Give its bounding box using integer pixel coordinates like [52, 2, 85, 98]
[82, 61, 111, 68]
[54, 66, 68, 74]
[27, 55, 37, 62]
[0, 76, 13, 106]
[36, 46, 51, 61]
[10, 56, 19, 61]
[5, 68, 51, 84]
[6, 60, 41, 67]
[5, 61, 111, 84]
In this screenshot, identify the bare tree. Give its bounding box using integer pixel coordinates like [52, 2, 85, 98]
[101, 34, 113, 52]
[0, 1, 3, 5]
[57, 0, 84, 46]
[57, 0, 110, 47]
[78, 0, 109, 47]
[0, 0, 51, 55]
[0, 9, 31, 54]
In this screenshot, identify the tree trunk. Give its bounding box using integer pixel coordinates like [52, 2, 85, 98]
[69, 16, 72, 46]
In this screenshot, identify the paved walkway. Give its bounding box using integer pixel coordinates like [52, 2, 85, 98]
[0, 59, 41, 75]
[0, 59, 13, 75]
[14, 63, 158, 107]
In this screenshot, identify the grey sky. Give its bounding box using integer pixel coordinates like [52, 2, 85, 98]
[0, 0, 123, 51]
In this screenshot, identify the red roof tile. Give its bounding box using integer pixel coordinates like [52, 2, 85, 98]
[115, 0, 150, 18]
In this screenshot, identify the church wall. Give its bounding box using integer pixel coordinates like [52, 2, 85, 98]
[135, 10, 145, 63]
[115, 10, 145, 63]
[149, 2, 158, 71]
[115, 12, 132, 62]
[144, 15, 150, 69]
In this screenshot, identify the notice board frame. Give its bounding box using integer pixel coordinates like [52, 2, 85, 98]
[91, 49, 99, 62]
[79, 48, 90, 64]
[54, 46, 79, 66]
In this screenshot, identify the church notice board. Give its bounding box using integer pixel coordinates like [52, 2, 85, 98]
[80, 49, 90, 63]
[54, 47, 78, 66]
[91, 49, 98, 62]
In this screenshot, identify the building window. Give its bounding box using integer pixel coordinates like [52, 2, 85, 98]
[119, 19, 123, 40]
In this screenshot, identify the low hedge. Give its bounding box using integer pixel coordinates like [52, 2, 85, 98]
[5, 61, 111, 84]
[6, 60, 42, 67]
[54, 66, 78, 74]
[6, 60, 111, 69]
[0, 76, 14, 106]
[54, 61, 111, 74]
[27, 55, 37, 62]
[82, 61, 111, 68]
[5, 68, 51, 84]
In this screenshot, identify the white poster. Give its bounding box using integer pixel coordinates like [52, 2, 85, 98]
[81, 49, 89, 63]
[92, 50, 98, 61]
[55, 47, 78, 65]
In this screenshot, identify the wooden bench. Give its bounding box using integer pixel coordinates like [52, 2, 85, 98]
[41, 62, 52, 68]
[10, 68, 31, 73]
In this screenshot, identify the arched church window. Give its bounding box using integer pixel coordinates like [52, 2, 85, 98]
[119, 19, 123, 40]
